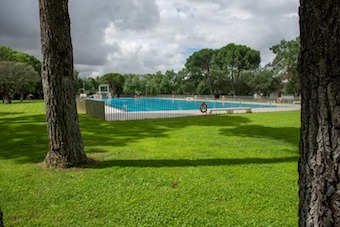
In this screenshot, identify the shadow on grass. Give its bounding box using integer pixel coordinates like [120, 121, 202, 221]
[0, 105, 300, 166]
[220, 124, 300, 146]
[81, 113, 299, 169]
[86, 156, 299, 168]
[0, 114, 48, 163]
[80, 114, 299, 154]
[0, 112, 250, 163]
[79, 114, 253, 150]
[0, 112, 24, 117]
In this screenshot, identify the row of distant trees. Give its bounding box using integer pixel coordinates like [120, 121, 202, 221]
[0, 37, 299, 103]
[77, 38, 300, 98]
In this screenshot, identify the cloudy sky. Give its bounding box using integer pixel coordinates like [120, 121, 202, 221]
[0, 0, 299, 78]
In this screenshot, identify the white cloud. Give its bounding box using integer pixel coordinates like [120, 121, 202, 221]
[0, 0, 299, 77]
[104, 22, 185, 74]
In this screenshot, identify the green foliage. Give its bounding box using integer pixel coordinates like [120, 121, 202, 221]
[79, 44, 262, 97]
[270, 37, 300, 96]
[185, 49, 215, 73]
[73, 70, 83, 93]
[0, 46, 42, 100]
[121, 71, 178, 96]
[0, 46, 41, 74]
[123, 74, 143, 95]
[236, 72, 253, 95]
[70, 39, 301, 98]
[185, 49, 215, 95]
[247, 69, 278, 96]
[161, 70, 176, 94]
[171, 69, 187, 95]
[0, 101, 300, 226]
[144, 72, 162, 95]
[210, 68, 232, 95]
[183, 45, 261, 95]
[0, 61, 39, 103]
[213, 44, 261, 71]
[86, 77, 101, 95]
[0, 46, 14, 61]
[99, 73, 125, 96]
[212, 44, 261, 95]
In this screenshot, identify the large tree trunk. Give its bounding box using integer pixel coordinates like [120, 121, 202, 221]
[0, 207, 3, 227]
[39, 0, 90, 168]
[299, 0, 340, 226]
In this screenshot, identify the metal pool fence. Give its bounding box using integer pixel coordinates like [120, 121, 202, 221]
[77, 95, 301, 121]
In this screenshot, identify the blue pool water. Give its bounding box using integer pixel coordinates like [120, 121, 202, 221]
[103, 98, 276, 112]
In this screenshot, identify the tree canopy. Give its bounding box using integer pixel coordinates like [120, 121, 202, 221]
[270, 37, 300, 96]
[0, 45, 41, 74]
[0, 45, 42, 101]
[212, 43, 261, 95]
[100, 73, 125, 97]
[1, 38, 301, 100]
[185, 48, 215, 95]
[0, 61, 39, 103]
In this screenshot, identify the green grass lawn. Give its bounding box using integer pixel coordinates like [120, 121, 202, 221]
[0, 101, 300, 226]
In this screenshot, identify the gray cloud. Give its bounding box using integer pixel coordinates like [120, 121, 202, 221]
[70, 0, 160, 66]
[0, 0, 299, 77]
[0, 0, 40, 55]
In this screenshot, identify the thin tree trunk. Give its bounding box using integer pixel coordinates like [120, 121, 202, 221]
[39, 0, 90, 168]
[299, 0, 340, 226]
[3, 94, 11, 104]
[207, 69, 214, 96]
[20, 93, 24, 102]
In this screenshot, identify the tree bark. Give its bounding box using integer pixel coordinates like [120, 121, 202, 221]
[207, 69, 214, 96]
[20, 93, 24, 102]
[3, 95, 11, 104]
[299, 0, 340, 226]
[0, 207, 3, 227]
[39, 0, 90, 168]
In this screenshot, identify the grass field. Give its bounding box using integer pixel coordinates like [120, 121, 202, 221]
[0, 101, 300, 226]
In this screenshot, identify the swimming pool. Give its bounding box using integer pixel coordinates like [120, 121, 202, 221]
[103, 98, 276, 112]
